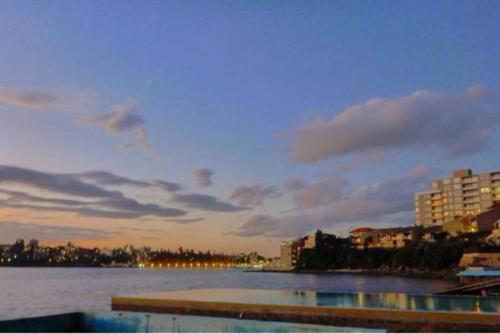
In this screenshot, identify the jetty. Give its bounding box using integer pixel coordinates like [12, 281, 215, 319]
[437, 277, 500, 295]
[437, 268, 500, 295]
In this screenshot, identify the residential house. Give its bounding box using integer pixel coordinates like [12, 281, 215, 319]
[459, 252, 500, 269]
[443, 205, 500, 236]
[349, 227, 376, 248]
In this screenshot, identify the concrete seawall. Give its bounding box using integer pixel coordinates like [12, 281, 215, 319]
[112, 291, 500, 332]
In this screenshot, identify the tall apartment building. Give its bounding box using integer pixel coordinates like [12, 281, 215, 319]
[415, 169, 500, 227]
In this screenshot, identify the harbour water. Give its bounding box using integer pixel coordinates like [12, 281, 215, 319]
[0, 267, 462, 321]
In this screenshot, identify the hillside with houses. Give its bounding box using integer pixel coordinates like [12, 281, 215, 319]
[276, 169, 500, 280]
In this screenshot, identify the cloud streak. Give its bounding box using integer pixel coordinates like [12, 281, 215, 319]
[0, 195, 186, 220]
[152, 180, 183, 193]
[164, 217, 205, 224]
[173, 193, 247, 212]
[229, 184, 281, 207]
[0, 88, 59, 110]
[0, 221, 121, 243]
[67, 171, 182, 193]
[0, 165, 186, 219]
[0, 87, 94, 112]
[0, 165, 119, 198]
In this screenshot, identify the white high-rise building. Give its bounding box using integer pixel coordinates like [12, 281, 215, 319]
[415, 169, 500, 227]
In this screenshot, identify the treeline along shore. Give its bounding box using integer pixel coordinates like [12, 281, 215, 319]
[281, 230, 498, 280]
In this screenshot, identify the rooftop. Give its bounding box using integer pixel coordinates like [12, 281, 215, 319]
[349, 227, 375, 233]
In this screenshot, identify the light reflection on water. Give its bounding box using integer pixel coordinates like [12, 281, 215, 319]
[314, 291, 499, 313]
[0, 267, 493, 320]
[159, 289, 499, 313]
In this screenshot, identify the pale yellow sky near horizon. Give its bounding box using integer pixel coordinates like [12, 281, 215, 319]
[0, 207, 284, 257]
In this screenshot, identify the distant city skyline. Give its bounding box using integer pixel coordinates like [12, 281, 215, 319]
[0, 1, 499, 256]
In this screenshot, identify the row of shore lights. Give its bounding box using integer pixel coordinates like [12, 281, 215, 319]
[137, 262, 233, 268]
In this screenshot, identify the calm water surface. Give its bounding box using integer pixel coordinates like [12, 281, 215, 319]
[0, 268, 456, 320]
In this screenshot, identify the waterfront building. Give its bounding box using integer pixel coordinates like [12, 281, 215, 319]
[28, 239, 39, 249]
[302, 235, 316, 249]
[442, 203, 500, 236]
[349, 227, 376, 248]
[280, 241, 295, 268]
[486, 220, 500, 246]
[459, 252, 500, 269]
[421, 226, 442, 242]
[280, 234, 316, 268]
[374, 227, 417, 248]
[349, 226, 418, 249]
[123, 244, 134, 255]
[0, 244, 10, 252]
[100, 248, 113, 256]
[415, 169, 500, 228]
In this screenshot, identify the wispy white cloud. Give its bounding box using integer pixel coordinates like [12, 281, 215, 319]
[0, 88, 59, 110]
[0, 87, 95, 112]
[81, 100, 154, 153]
[86, 101, 144, 134]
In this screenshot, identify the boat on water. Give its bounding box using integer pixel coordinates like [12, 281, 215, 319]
[1, 289, 499, 332]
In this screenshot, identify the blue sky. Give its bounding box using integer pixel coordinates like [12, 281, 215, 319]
[0, 0, 499, 255]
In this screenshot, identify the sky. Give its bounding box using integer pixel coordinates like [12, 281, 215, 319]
[0, 0, 499, 256]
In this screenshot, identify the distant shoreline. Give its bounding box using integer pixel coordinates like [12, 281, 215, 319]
[0, 265, 238, 269]
[0, 266, 458, 280]
[248, 268, 458, 281]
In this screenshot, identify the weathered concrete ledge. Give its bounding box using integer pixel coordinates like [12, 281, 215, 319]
[111, 290, 500, 332]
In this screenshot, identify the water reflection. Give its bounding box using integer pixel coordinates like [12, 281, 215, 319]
[0, 268, 494, 320]
[314, 292, 499, 313]
[166, 289, 499, 314]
